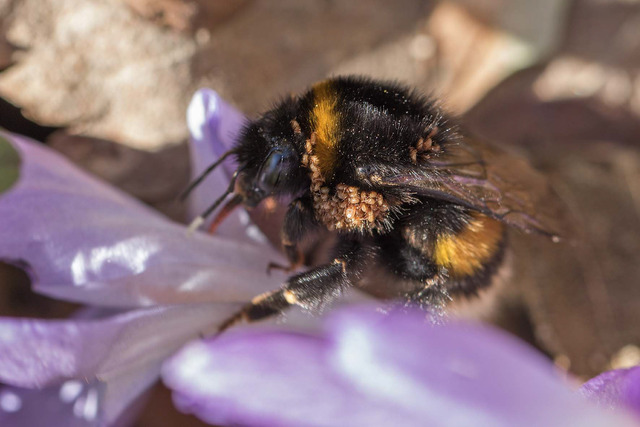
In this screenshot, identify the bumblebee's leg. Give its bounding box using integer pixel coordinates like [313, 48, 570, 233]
[221, 237, 367, 332]
[267, 197, 317, 274]
[377, 229, 452, 315]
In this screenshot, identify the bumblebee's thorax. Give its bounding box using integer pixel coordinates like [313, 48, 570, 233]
[298, 80, 392, 232]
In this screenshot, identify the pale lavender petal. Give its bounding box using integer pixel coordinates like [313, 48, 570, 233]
[0, 302, 240, 388]
[163, 306, 636, 427]
[0, 370, 149, 427]
[0, 302, 241, 425]
[0, 384, 96, 427]
[580, 367, 640, 418]
[0, 132, 284, 307]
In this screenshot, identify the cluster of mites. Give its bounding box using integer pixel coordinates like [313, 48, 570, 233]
[301, 133, 390, 231]
[409, 127, 440, 164]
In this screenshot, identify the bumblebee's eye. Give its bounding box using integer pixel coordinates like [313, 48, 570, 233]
[257, 147, 295, 192]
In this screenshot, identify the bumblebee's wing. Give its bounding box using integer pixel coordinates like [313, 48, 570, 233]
[375, 135, 570, 241]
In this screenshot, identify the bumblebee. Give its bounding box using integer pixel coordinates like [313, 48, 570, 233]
[185, 76, 568, 329]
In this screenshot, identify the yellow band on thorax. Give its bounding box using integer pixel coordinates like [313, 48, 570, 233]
[310, 80, 340, 177]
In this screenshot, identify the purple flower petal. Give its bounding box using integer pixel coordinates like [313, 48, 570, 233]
[187, 88, 245, 179]
[163, 330, 422, 426]
[0, 131, 284, 307]
[580, 366, 640, 418]
[163, 306, 636, 427]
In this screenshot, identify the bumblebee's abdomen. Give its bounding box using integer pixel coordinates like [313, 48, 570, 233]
[433, 212, 505, 279]
[382, 204, 506, 294]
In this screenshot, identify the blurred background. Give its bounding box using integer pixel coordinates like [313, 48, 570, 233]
[1, 0, 640, 425]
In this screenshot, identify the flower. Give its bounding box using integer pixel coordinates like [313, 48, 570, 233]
[0, 90, 288, 425]
[163, 305, 639, 427]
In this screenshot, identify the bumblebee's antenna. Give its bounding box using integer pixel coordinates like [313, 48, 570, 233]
[187, 169, 241, 233]
[180, 149, 237, 201]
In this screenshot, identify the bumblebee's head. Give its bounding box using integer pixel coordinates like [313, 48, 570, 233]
[234, 117, 306, 208]
[183, 106, 307, 233]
